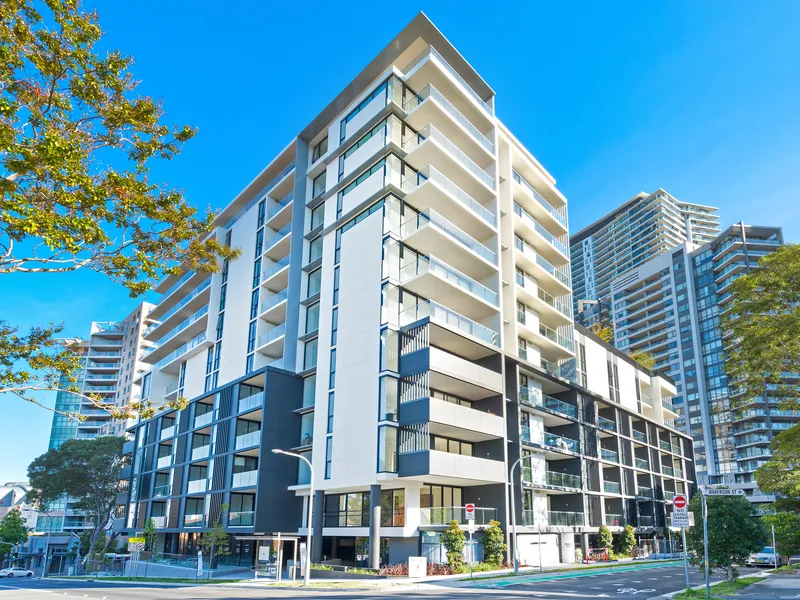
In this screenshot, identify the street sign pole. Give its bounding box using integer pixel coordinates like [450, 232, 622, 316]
[703, 493, 710, 600]
[468, 521, 474, 579]
[772, 524, 777, 570]
[682, 527, 690, 590]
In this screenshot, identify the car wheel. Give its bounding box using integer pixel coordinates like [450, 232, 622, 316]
[26, 573, 33, 577]
[7, 573, 12, 578]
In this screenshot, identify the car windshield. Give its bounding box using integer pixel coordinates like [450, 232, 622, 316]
[761, 547, 775, 554]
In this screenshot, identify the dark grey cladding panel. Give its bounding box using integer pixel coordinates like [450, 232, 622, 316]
[214, 415, 229, 458]
[178, 407, 191, 434]
[174, 434, 187, 467]
[212, 455, 226, 491]
[474, 438, 504, 461]
[398, 347, 430, 377]
[143, 446, 154, 472]
[218, 384, 234, 420]
[587, 494, 602, 527]
[167, 494, 180, 528]
[463, 484, 505, 524]
[208, 492, 224, 526]
[254, 368, 304, 533]
[398, 397, 430, 426]
[146, 421, 157, 445]
[397, 450, 430, 478]
[140, 473, 151, 500]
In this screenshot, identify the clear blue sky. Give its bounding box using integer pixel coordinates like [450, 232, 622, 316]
[2, 1, 799, 482]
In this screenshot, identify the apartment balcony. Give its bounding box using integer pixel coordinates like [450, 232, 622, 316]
[229, 511, 255, 527]
[403, 83, 494, 165]
[636, 486, 654, 499]
[522, 427, 580, 457]
[194, 410, 214, 429]
[190, 445, 210, 461]
[547, 511, 584, 527]
[515, 271, 572, 327]
[231, 470, 258, 489]
[152, 484, 170, 499]
[399, 254, 498, 320]
[419, 506, 498, 527]
[143, 306, 209, 364]
[186, 479, 207, 494]
[402, 124, 495, 202]
[399, 209, 497, 280]
[603, 481, 622, 495]
[398, 449, 505, 485]
[511, 170, 568, 236]
[183, 513, 206, 528]
[85, 361, 120, 371]
[83, 373, 119, 382]
[514, 236, 571, 296]
[635, 457, 649, 470]
[156, 455, 173, 469]
[152, 331, 211, 373]
[605, 514, 625, 527]
[401, 166, 495, 241]
[399, 396, 504, 442]
[512, 202, 569, 265]
[263, 223, 291, 261]
[147, 271, 208, 321]
[600, 448, 619, 463]
[259, 289, 288, 324]
[86, 351, 121, 361]
[238, 391, 264, 414]
[519, 386, 577, 423]
[266, 192, 293, 230]
[144, 278, 212, 341]
[403, 45, 493, 126]
[149, 516, 166, 529]
[260, 256, 290, 292]
[235, 431, 261, 451]
[400, 299, 500, 357]
[256, 323, 285, 358]
[84, 385, 117, 395]
[516, 309, 574, 358]
[527, 470, 582, 492]
[662, 397, 678, 415]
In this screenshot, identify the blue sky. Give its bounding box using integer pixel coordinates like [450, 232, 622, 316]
[2, 1, 800, 482]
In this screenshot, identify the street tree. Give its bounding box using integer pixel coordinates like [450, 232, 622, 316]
[721, 244, 800, 409]
[0, 509, 28, 563]
[27, 436, 126, 558]
[685, 494, 765, 581]
[441, 520, 465, 573]
[199, 504, 230, 572]
[143, 518, 157, 553]
[761, 512, 800, 560]
[0, 0, 240, 419]
[755, 425, 800, 511]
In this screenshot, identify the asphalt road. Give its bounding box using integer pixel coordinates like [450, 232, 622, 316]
[0, 564, 768, 600]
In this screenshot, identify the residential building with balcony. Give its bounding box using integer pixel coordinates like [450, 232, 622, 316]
[610, 223, 787, 502]
[114, 12, 697, 570]
[570, 190, 720, 318]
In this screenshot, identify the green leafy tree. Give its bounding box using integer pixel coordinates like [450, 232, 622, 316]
[482, 519, 507, 567]
[441, 520, 465, 573]
[755, 425, 800, 511]
[629, 350, 656, 371]
[721, 244, 800, 409]
[0, 0, 239, 419]
[199, 504, 230, 572]
[620, 524, 636, 557]
[685, 494, 765, 581]
[597, 524, 613, 553]
[143, 518, 157, 553]
[27, 436, 125, 558]
[0, 509, 29, 564]
[761, 512, 800, 559]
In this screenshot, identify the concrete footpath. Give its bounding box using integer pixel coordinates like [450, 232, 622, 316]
[728, 574, 800, 599]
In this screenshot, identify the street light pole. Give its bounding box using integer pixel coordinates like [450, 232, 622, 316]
[273, 449, 313, 587]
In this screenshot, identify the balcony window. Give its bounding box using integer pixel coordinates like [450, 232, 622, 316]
[304, 338, 318, 370]
[232, 455, 258, 488]
[378, 425, 397, 473]
[379, 375, 398, 421]
[184, 497, 205, 527]
[312, 171, 326, 199]
[324, 491, 370, 527]
[235, 419, 261, 450]
[420, 484, 462, 514]
[307, 268, 322, 298]
[156, 444, 172, 468]
[302, 375, 316, 409]
[191, 432, 211, 461]
[432, 435, 472, 457]
[380, 489, 405, 526]
[306, 302, 320, 335]
[194, 402, 214, 428]
[311, 136, 328, 164]
[229, 493, 255, 526]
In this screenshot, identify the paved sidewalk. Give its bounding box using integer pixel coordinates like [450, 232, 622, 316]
[728, 575, 800, 599]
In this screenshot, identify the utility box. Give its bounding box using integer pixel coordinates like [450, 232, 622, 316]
[408, 556, 427, 578]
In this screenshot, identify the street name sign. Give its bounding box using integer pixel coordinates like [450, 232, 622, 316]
[704, 488, 745, 496]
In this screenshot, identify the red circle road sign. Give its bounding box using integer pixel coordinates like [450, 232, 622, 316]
[674, 495, 688, 509]
[465, 503, 476, 518]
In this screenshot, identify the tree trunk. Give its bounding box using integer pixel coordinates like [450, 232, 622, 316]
[725, 564, 735, 582]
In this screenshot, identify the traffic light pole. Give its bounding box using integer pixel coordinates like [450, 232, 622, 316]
[703, 493, 710, 599]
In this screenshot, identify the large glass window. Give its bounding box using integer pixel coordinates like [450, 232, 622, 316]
[380, 489, 404, 526]
[378, 425, 397, 473]
[310, 203, 325, 230]
[323, 492, 370, 527]
[311, 137, 328, 163]
[307, 268, 322, 298]
[312, 171, 326, 198]
[306, 302, 320, 334]
[304, 338, 318, 370]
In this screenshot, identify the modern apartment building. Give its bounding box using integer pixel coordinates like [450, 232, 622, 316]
[42, 302, 154, 535]
[47, 302, 155, 448]
[610, 223, 792, 502]
[115, 13, 695, 569]
[570, 190, 720, 316]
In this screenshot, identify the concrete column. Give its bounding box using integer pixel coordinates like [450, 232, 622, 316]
[582, 533, 590, 563]
[312, 489, 324, 563]
[369, 484, 381, 569]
